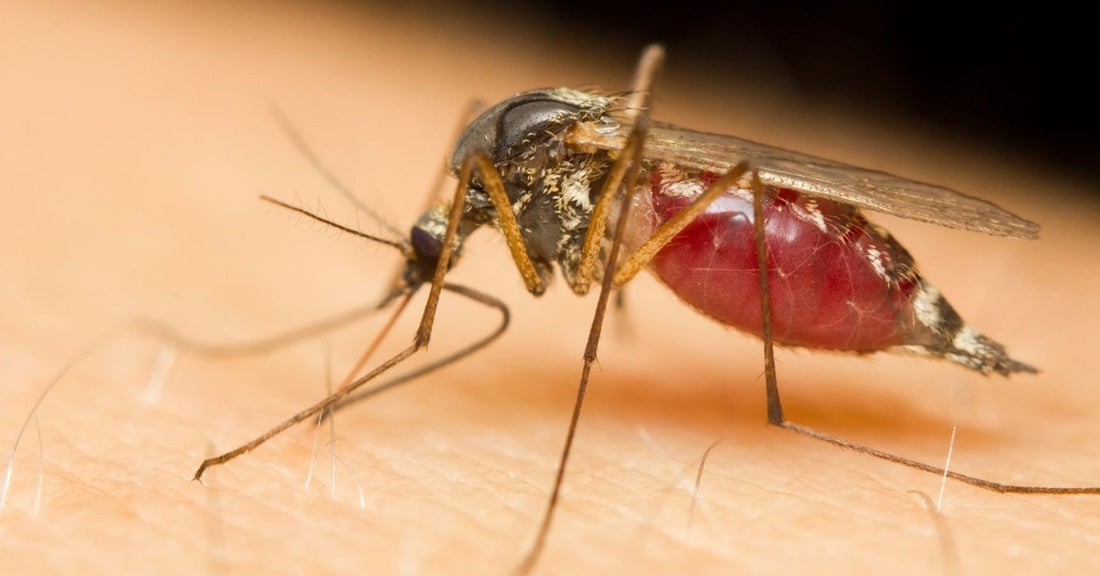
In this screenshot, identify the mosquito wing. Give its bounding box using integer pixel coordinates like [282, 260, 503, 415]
[571, 121, 1039, 239]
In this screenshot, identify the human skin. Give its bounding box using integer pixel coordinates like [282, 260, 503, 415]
[2, 2, 1098, 575]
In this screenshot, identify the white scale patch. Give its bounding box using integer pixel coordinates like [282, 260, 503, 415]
[792, 198, 828, 233]
[912, 284, 943, 329]
[418, 205, 449, 239]
[548, 88, 611, 110]
[865, 246, 888, 280]
[664, 179, 704, 198]
[560, 167, 592, 211]
[655, 162, 709, 199]
[951, 326, 985, 356]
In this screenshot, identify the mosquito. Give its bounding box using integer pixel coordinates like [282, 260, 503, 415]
[191, 45, 1098, 572]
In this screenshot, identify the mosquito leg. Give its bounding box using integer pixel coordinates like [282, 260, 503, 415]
[514, 45, 666, 574]
[130, 193, 414, 363]
[514, 123, 654, 576]
[572, 44, 665, 295]
[611, 162, 754, 288]
[571, 123, 648, 294]
[193, 293, 418, 481]
[133, 293, 404, 360]
[598, 48, 753, 290]
[609, 156, 1099, 495]
[745, 169, 784, 426]
[132, 194, 450, 430]
[330, 153, 530, 414]
[194, 145, 483, 482]
[468, 152, 547, 295]
[330, 283, 510, 414]
[773, 422, 1100, 494]
[252, 111, 506, 419]
[599, 153, 1100, 504]
[740, 169, 1100, 495]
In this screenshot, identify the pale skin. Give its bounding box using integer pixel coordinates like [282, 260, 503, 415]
[3, 3, 1099, 575]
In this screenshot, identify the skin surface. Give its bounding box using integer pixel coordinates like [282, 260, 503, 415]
[2, 2, 1099, 575]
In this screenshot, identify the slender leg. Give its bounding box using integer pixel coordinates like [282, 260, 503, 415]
[254, 195, 513, 414]
[747, 170, 784, 426]
[329, 283, 510, 414]
[194, 148, 489, 481]
[610, 160, 1100, 496]
[514, 46, 666, 575]
[570, 122, 649, 295]
[514, 114, 652, 576]
[741, 171, 1100, 495]
[193, 292, 419, 481]
[133, 298, 397, 360]
[605, 155, 1100, 496]
[136, 194, 412, 360]
[572, 44, 666, 295]
[469, 152, 547, 295]
[611, 161, 753, 288]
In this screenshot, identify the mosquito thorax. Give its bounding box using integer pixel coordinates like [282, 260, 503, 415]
[450, 89, 613, 168]
[396, 88, 622, 297]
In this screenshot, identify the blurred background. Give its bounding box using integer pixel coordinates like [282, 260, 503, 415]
[368, 0, 1098, 190]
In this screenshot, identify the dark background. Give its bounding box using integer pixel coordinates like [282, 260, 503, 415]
[390, 1, 1097, 193]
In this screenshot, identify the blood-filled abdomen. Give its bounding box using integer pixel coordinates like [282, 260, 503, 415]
[632, 162, 1031, 375]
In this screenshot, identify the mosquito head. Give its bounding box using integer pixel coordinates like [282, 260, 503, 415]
[450, 89, 612, 168]
[402, 204, 478, 289]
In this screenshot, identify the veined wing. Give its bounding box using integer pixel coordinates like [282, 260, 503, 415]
[570, 121, 1039, 239]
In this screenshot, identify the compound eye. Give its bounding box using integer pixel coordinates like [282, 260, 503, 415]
[497, 99, 576, 155]
[410, 227, 442, 263]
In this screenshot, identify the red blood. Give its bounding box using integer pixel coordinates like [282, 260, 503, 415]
[640, 163, 923, 352]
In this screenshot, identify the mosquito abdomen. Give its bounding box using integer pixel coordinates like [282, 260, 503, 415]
[637, 162, 1033, 375]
